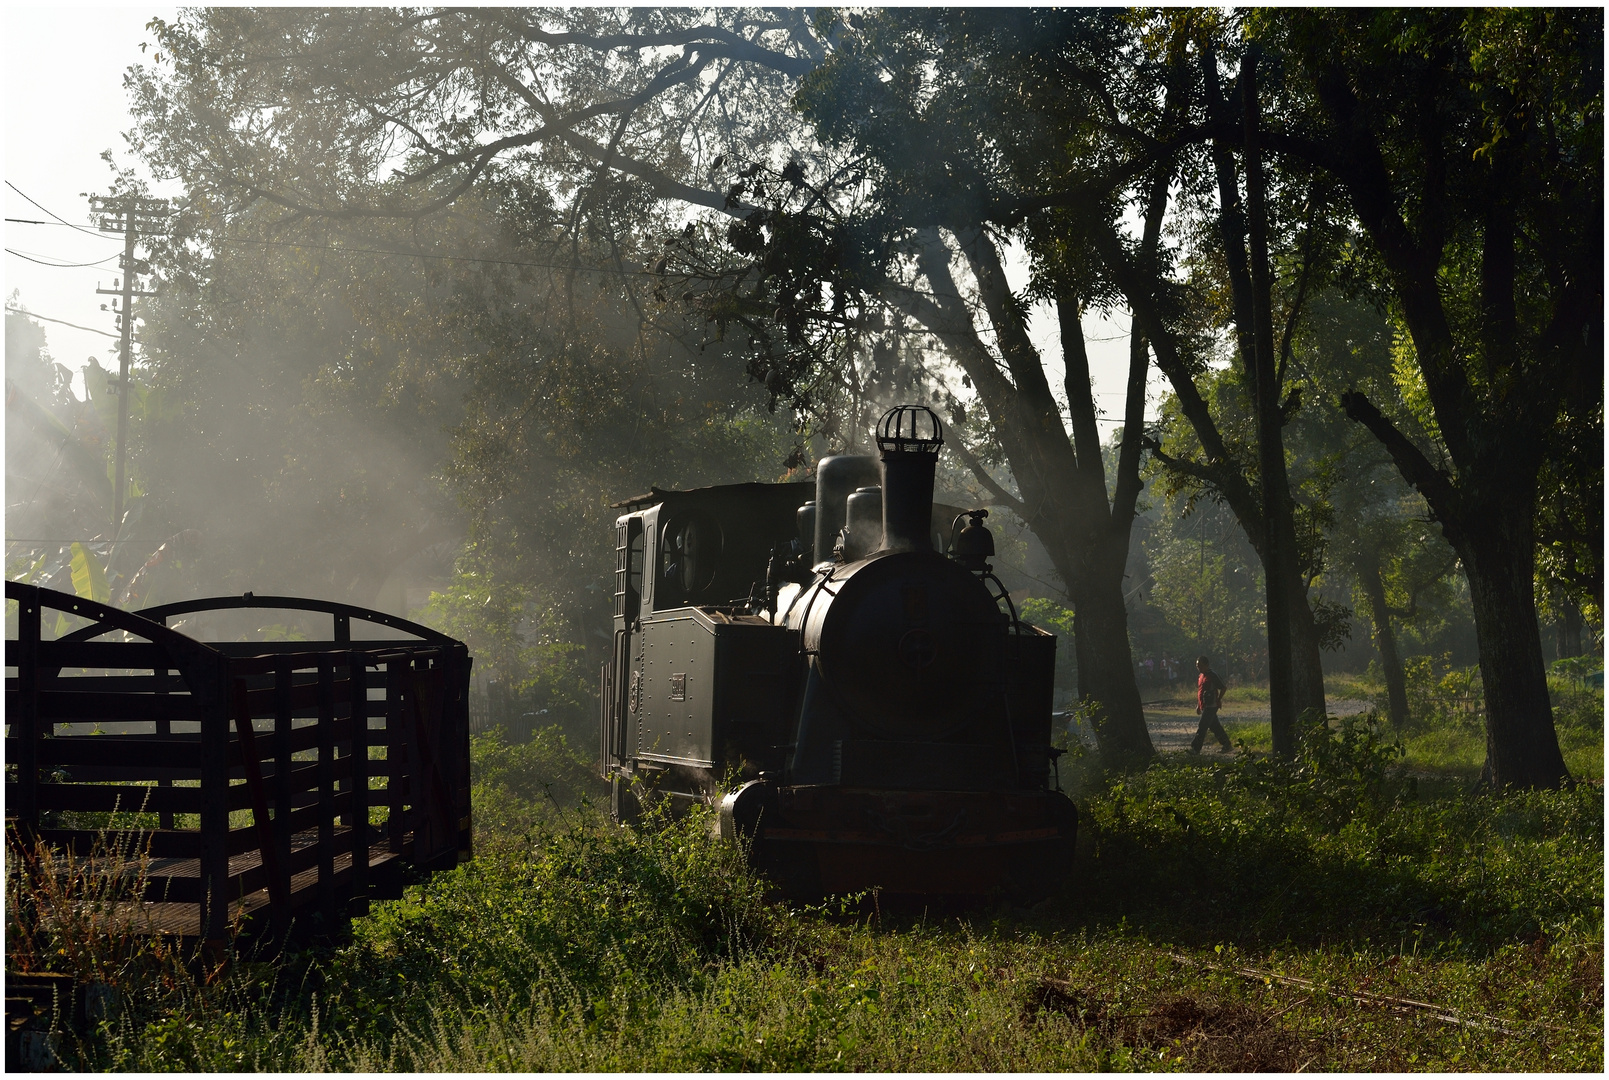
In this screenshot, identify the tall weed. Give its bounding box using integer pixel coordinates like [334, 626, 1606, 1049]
[305, 800, 774, 1047]
[5, 827, 268, 1071]
[18, 709, 1602, 1071]
[469, 726, 609, 853]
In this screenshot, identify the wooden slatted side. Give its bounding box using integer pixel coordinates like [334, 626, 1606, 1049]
[6, 582, 472, 946]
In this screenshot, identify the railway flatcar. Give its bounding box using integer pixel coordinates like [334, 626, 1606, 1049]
[599, 405, 1076, 901]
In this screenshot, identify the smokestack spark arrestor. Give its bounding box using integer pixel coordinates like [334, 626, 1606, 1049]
[875, 404, 943, 553]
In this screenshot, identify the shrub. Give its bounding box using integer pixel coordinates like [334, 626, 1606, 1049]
[1074, 715, 1601, 950]
[302, 800, 776, 1047]
[1398, 654, 1484, 730]
[469, 726, 609, 852]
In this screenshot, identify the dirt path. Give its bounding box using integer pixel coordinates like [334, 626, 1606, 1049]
[1142, 696, 1373, 753]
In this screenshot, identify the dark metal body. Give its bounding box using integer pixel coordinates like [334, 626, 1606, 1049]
[599, 419, 1075, 901]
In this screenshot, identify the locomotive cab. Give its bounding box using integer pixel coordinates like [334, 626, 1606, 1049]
[600, 406, 1077, 902]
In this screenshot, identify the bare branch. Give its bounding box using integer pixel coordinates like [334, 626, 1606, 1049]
[1340, 391, 1464, 548]
[944, 434, 1027, 517]
[500, 18, 817, 78]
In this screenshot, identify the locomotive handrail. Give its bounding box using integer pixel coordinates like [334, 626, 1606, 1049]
[56, 592, 457, 647]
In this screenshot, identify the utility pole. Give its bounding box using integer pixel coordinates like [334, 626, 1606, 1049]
[90, 194, 167, 535]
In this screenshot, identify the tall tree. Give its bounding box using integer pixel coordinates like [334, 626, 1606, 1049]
[1287, 288, 1460, 732]
[117, 9, 814, 689]
[684, 9, 1173, 765]
[1013, 14, 1342, 753]
[1255, 9, 1602, 787]
[130, 7, 1176, 767]
[126, 8, 1598, 785]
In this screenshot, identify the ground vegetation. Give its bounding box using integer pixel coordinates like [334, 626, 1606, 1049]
[7, 706, 1599, 1072]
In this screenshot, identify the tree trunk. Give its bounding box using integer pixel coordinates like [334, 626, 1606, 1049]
[1280, 585, 1332, 721]
[1068, 561, 1152, 764]
[1466, 500, 1570, 789]
[1356, 550, 1410, 729]
[1342, 393, 1569, 789]
[1555, 589, 1583, 659]
[1287, 590, 1329, 718]
[1241, 52, 1308, 753]
[900, 229, 1156, 769]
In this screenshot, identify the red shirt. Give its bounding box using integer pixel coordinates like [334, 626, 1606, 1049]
[1197, 670, 1225, 711]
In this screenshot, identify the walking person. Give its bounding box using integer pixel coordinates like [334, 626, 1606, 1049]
[1191, 655, 1232, 754]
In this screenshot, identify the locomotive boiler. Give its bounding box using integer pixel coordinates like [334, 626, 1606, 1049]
[599, 405, 1076, 900]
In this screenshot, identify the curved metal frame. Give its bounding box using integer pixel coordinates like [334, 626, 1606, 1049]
[6, 579, 222, 662]
[57, 592, 454, 646]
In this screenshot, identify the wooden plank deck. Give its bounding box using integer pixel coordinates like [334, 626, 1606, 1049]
[110, 836, 406, 938]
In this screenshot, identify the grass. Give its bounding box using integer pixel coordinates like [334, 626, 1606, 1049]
[1207, 665, 1602, 784]
[9, 706, 1603, 1072]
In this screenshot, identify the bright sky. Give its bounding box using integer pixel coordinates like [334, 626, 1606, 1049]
[3, 4, 1163, 427]
[4, 6, 182, 396]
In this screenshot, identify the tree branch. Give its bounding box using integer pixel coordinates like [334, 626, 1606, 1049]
[504, 19, 818, 79]
[1089, 220, 1261, 532]
[1058, 295, 1104, 477]
[483, 63, 744, 215]
[1311, 62, 1474, 466]
[1340, 391, 1465, 548]
[1112, 154, 1175, 529]
[944, 435, 1027, 517]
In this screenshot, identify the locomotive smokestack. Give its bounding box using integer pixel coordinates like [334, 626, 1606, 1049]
[876, 405, 943, 553]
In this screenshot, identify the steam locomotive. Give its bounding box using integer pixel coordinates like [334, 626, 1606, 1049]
[599, 405, 1076, 900]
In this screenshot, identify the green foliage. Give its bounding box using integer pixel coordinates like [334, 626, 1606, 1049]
[1019, 596, 1078, 692]
[1341, 658, 1603, 782]
[1399, 654, 1484, 731]
[1550, 655, 1604, 685]
[321, 802, 775, 1044]
[27, 717, 1603, 1072]
[1081, 719, 1600, 949]
[416, 572, 596, 725]
[67, 750, 1604, 1071]
[1545, 677, 1605, 781]
[468, 727, 608, 854]
[1136, 491, 1268, 676]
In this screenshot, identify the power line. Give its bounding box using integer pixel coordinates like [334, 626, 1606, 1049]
[212, 232, 657, 276]
[6, 248, 122, 268]
[6, 217, 117, 231]
[9, 220, 665, 277]
[3, 305, 118, 338]
[4, 181, 111, 238]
